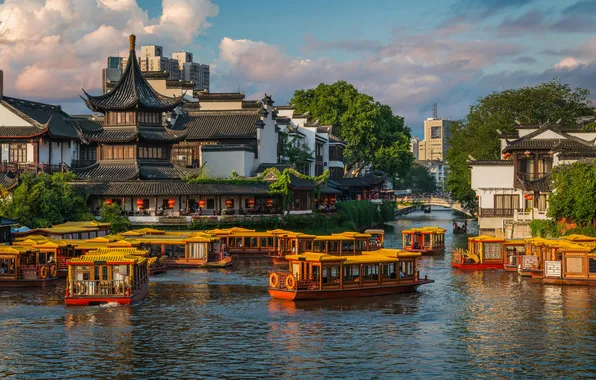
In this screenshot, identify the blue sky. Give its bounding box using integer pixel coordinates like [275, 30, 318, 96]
[1, 0, 595, 135]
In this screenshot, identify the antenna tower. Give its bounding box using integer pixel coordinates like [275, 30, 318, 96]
[432, 103, 438, 119]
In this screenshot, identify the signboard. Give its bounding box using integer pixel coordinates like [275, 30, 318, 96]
[545, 261, 562, 278]
[521, 255, 538, 269]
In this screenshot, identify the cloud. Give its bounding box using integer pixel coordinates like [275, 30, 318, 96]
[563, 0, 596, 14]
[0, 0, 218, 99]
[514, 56, 537, 64]
[554, 57, 587, 70]
[496, 9, 545, 36]
[452, 0, 537, 19]
[302, 35, 383, 53]
[215, 33, 521, 132]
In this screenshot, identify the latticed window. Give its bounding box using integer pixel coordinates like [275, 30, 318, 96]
[9, 144, 27, 163]
[483, 243, 502, 260]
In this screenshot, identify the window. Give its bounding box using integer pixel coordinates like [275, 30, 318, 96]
[381, 263, 397, 280]
[138, 146, 166, 159]
[363, 264, 379, 281]
[343, 265, 360, 282]
[107, 112, 135, 125]
[9, 144, 27, 163]
[80, 146, 96, 162]
[431, 126, 441, 139]
[138, 112, 161, 125]
[537, 194, 548, 211]
[207, 199, 215, 209]
[589, 258, 596, 274]
[483, 243, 502, 260]
[101, 145, 134, 160]
[494, 195, 519, 211]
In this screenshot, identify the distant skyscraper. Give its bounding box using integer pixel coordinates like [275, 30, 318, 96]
[172, 51, 210, 91]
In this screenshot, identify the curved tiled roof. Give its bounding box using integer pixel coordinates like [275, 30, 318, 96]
[138, 127, 187, 143]
[83, 128, 138, 143]
[194, 92, 245, 101]
[82, 35, 183, 112]
[71, 181, 270, 196]
[74, 163, 139, 181]
[139, 164, 184, 180]
[175, 110, 261, 140]
[469, 160, 514, 166]
[201, 144, 255, 153]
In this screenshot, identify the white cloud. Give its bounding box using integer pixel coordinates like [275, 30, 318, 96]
[554, 57, 587, 70]
[0, 0, 218, 99]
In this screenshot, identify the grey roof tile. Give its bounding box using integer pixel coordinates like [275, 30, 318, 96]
[175, 110, 261, 140]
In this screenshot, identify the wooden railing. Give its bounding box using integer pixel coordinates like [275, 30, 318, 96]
[479, 208, 515, 217]
[0, 162, 70, 174]
[68, 279, 129, 296]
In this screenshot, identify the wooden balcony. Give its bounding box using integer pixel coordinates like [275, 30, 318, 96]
[479, 208, 514, 217]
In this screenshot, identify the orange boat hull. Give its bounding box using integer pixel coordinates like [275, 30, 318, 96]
[451, 262, 504, 271]
[66, 285, 148, 306]
[269, 280, 433, 301]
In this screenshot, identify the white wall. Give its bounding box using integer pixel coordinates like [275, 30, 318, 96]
[568, 132, 596, 141]
[471, 165, 514, 190]
[39, 142, 50, 163]
[256, 104, 278, 167]
[518, 129, 537, 138]
[202, 149, 254, 178]
[0, 104, 32, 127]
[277, 109, 294, 118]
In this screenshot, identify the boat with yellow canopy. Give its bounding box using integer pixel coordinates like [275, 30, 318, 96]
[402, 227, 446, 255]
[452, 235, 525, 271]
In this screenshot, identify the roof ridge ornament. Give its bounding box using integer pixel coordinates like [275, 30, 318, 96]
[129, 34, 136, 52]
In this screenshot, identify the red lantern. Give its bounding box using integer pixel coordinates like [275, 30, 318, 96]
[248, 198, 255, 208]
[168, 199, 176, 208]
[526, 195, 533, 201]
[266, 199, 273, 207]
[503, 153, 511, 159]
[322, 196, 329, 205]
[105, 199, 113, 206]
[199, 200, 206, 208]
[225, 199, 233, 208]
[524, 151, 531, 157]
[136, 199, 144, 209]
[330, 195, 336, 205]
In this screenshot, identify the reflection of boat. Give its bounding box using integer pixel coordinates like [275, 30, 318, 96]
[451, 236, 525, 271]
[200, 256, 233, 268]
[65, 250, 149, 306]
[423, 206, 431, 213]
[402, 227, 445, 255]
[268, 250, 433, 301]
[0, 246, 60, 287]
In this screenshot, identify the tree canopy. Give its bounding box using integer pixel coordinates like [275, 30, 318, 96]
[277, 130, 314, 169]
[290, 81, 413, 180]
[0, 172, 92, 228]
[446, 79, 594, 210]
[548, 162, 596, 227]
[395, 163, 437, 193]
[99, 203, 131, 233]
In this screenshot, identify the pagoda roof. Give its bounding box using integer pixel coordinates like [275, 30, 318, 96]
[81, 35, 183, 113]
[174, 110, 263, 140]
[71, 180, 270, 196]
[73, 162, 185, 181]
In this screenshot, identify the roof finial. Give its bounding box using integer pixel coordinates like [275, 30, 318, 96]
[129, 34, 136, 52]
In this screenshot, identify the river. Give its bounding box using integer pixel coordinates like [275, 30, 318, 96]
[2, 209, 596, 379]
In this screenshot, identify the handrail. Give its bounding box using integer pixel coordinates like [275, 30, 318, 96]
[67, 279, 130, 297]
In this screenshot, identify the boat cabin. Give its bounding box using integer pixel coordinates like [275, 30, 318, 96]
[268, 249, 432, 300]
[268, 230, 316, 261]
[65, 250, 149, 306]
[311, 235, 369, 256]
[0, 246, 59, 287]
[221, 231, 276, 256]
[452, 235, 506, 270]
[364, 229, 385, 249]
[402, 227, 446, 254]
[539, 240, 595, 285]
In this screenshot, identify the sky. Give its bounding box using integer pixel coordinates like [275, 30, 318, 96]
[1, 0, 596, 136]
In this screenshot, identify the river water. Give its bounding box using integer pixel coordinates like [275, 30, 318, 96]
[2, 210, 596, 379]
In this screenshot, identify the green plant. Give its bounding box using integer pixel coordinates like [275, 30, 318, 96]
[99, 203, 131, 233]
[530, 219, 561, 238]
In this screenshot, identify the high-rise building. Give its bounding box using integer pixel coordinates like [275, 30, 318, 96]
[172, 51, 210, 91]
[420, 118, 452, 161]
[410, 137, 420, 160]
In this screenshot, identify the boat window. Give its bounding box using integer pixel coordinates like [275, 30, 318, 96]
[589, 258, 596, 274]
[403, 234, 412, 247]
[566, 257, 583, 273]
[260, 237, 270, 248]
[400, 261, 415, 278]
[250, 237, 259, 248]
[38, 252, 47, 265]
[313, 241, 326, 253]
[484, 243, 502, 260]
[0, 257, 16, 275]
[300, 240, 313, 252]
[328, 241, 340, 254]
[322, 265, 340, 284]
[292, 262, 300, 277]
[188, 243, 207, 259]
[381, 263, 396, 280]
[363, 264, 379, 281]
[311, 265, 320, 282]
[343, 265, 360, 283]
[341, 241, 354, 253]
[356, 240, 366, 252]
[74, 266, 91, 281]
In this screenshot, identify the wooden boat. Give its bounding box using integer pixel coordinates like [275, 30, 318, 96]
[451, 236, 525, 271]
[452, 218, 468, 234]
[0, 246, 60, 287]
[503, 239, 527, 272]
[402, 227, 445, 255]
[268, 230, 316, 264]
[268, 249, 433, 301]
[65, 250, 149, 306]
[165, 235, 234, 268]
[364, 229, 385, 249]
[538, 238, 596, 286]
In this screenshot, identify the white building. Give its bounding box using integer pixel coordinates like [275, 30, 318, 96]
[410, 137, 420, 160]
[470, 122, 596, 236]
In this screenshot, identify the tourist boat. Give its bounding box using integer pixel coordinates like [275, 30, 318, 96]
[165, 235, 232, 268]
[268, 230, 316, 264]
[219, 230, 277, 257]
[268, 249, 433, 300]
[402, 227, 445, 255]
[540, 239, 595, 285]
[451, 236, 525, 271]
[452, 218, 468, 234]
[364, 229, 385, 249]
[0, 245, 60, 287]
[502, 239, 527, 272]
[65, 250, 149, 306]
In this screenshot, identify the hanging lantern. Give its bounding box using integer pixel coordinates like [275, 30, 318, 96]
[168, 199, 176, 208]
[105, 199, 113, 206]
[225, 199, 233, 208]
[526, 195, 534, 201]
[136, 199, 144, 209]
[330, 195, 336, 205]
[548, 150, 553, 156]
[503, 152, 511, 159]
[474, 212, 478, 217]
[248, 198, 255, 208]
[524, 151, 531, 157]
[266, 199, 273, 207]
[475, 195, 479, 199]
[199, 200, 206, 208]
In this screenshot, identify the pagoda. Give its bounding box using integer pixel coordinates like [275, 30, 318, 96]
[73, 34, 187, 181]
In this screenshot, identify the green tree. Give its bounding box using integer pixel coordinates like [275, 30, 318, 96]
[548, 162, 596, 227]
[99, 203, 131, 233]
[291, 81, 413, 180]
[0, 172, 92, 228]
[446, 79, 593, 210]
[395, 163, 437, 193]
[277, 130, 314, 169]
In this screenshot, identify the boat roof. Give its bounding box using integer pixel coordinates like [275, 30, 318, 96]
[0, 246, 35, 255]
[286, 249, 419, 263]
[364, 229, 385, 235]
[402, 227, 446, 234]
[86, 248, 148, 256]
[333, 232, 371, 239]
[68, 251, 147, 265]
[184, 236, 217, 243]
[562, 234, 596, 242]
[37, 226, 99, 234]
[364, 248, 422, 258]
[502, 239, 526, 245]
[468, 235, 505, 242]
[54, 221, 111, 228]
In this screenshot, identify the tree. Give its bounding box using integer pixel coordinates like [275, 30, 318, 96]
[291, 81, 413, 180]
[446, 79, 593, 210]
[99, 203, 131, 233]
[395, 163, 437, 193]
[547, 162, 596, 227]
[0, 172, 92, 228]
[277, 130, 314, 170]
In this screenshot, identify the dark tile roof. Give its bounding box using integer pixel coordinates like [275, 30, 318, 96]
[83, 128, 138, 143]
[143, 71, 169, 79]
[262, 93, 274, 106]
[275, 105, 295, 110]
[65, 117, 104, 133]
[194, 92, 245, 102]
[504, 124, 595, 152]
[328, 134, 345, 144]
[139, 164, 184, 180]
[1, 96, 78, 139]
[175, 110, 261, 140]
[138, 127, 187, 143]
[71, 181, 270, 196]
[201, 144, 256, 153]
[184, 102, 201, 109]
[558, 151, 596, 159]
[287, 174, 341, 194]
[242, 100, 261, 109]
[469, 160, 514, 166]
[518, 174, 552, 192]
[82, 35, 183, 112]
[316, 125, 331, 133]
[165, 80, 194, 88]
[73, 163, 139, 181]
[254, 163, 294, 174]
[333, 173, 386, 188]
[275, 117, 291, 125]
